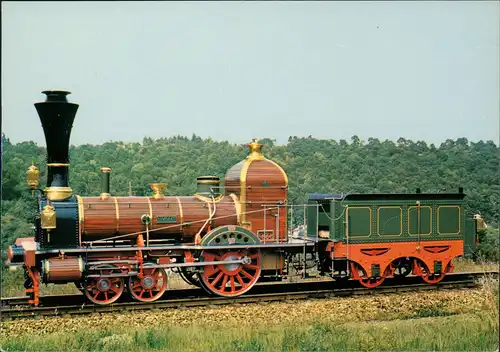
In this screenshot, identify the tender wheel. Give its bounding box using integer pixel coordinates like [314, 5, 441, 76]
[199, 226, 262, 297]
[412, 259, 451, 284]
[350, 262, 385, 288]
[128, 263, 168, 302]
[84, 265, 124, 305]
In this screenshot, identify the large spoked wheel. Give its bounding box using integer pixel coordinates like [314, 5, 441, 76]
[128, 263, 168, 302]
[350, 262, 385, 288]
[200, 226, 261, 297]
[201, 249, 261, 296]
[84, 265, 124, 305]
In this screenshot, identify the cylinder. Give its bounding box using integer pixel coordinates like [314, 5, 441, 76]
[196, 176, 221, 197]
[100, 167, 111, 198]
[42, 257, 84, 283]
[34, 91, 79, 201]
[7, 245, 24, 264]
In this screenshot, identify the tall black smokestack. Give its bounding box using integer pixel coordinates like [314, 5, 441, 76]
[35, 91, 79, 201]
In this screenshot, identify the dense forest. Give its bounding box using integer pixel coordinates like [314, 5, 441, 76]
[1, 133, 499, 261]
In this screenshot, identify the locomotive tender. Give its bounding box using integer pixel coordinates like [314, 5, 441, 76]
[6, 91, 484, 306]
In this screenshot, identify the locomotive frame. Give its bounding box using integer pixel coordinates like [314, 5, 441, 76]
[6, 90, 484, 306]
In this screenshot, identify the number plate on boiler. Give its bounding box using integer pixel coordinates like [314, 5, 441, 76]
[157, 216, 177, 224]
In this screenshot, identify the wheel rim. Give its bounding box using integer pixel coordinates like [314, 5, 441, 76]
[128, 263, 168, 302]
[84, 265, 124, 305]
[360, 276, 385, 288]
[201, 249, 261, 296]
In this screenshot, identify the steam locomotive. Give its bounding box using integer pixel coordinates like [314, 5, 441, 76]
[6, 91, 485, 306]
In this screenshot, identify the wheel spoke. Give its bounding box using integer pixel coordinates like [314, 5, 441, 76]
[235, 273, 245, 287]
[204, 265, 221, 278]
[240, 269, 254, 280]
[230, 276, 236, 292]
[244, 264, 260, 270]
[211, 271, 224, 286]
[151, 271, 161, 280]
[218, 275, 229, 292]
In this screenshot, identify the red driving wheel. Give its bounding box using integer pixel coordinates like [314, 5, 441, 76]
[201, 249, 261, 297]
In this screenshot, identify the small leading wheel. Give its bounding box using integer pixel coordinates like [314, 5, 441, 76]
[84, 265, 124, 305]
[199, 226, 261, 297]
[128, 263, 168, 302]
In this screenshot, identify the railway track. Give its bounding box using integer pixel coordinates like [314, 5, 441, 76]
[1, 271, 496, 320]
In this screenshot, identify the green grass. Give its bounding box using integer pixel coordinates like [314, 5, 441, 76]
[1, 311, 498, 352]
[1, 264, 498, 352]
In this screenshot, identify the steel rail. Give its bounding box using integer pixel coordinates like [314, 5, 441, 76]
[1, 271, 496, 320]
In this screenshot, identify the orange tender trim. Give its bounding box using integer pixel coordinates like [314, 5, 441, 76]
[360, 248, 390, 256]
[332, 239, 463, 277]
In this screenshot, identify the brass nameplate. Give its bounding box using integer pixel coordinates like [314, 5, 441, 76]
[157, 216, 177, 224]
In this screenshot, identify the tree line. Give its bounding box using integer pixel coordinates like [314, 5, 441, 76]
[1, 133, 498, 260]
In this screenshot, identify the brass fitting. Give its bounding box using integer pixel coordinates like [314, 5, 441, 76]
[150, 183, 167, 199]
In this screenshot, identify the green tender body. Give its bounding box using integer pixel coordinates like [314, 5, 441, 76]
[306, 193, 477, 258]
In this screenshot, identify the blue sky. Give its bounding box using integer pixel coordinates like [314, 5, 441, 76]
[2, 1, 499, 146]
